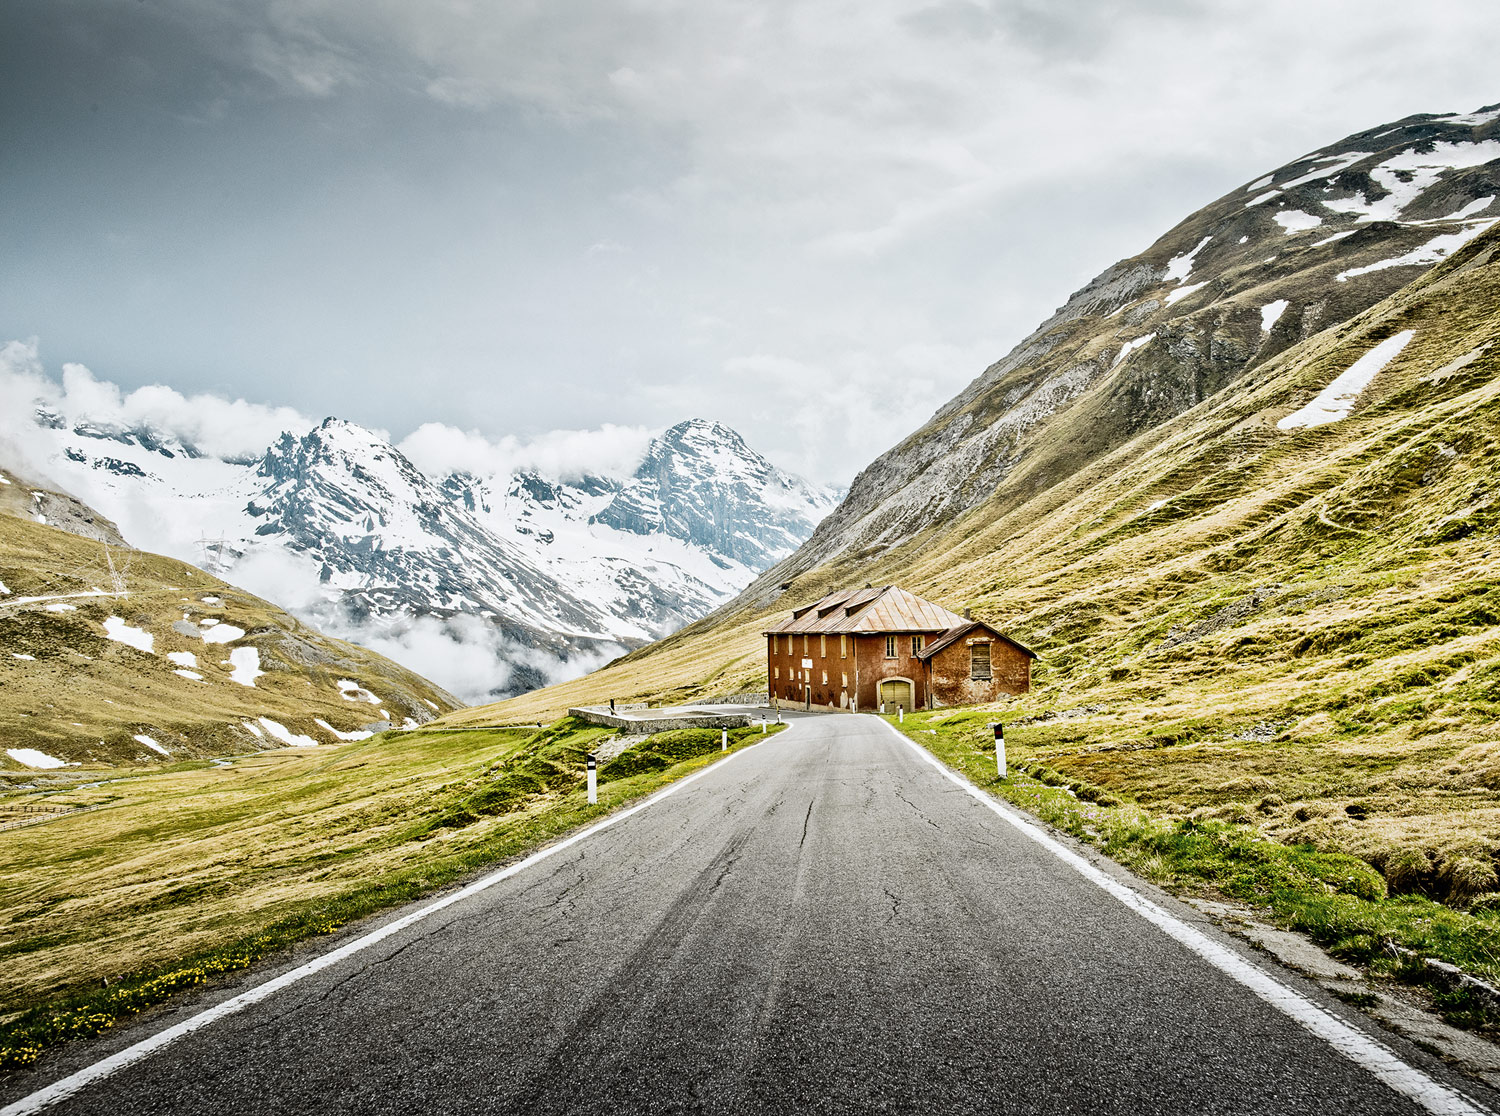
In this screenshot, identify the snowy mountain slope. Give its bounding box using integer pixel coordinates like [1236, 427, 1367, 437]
[591, 419, 839, 567]
[12, 403, 839, 701]
[736, 103, 1500, 598]
[0, 465, 462, 771]
[463, 106, 1500, 733]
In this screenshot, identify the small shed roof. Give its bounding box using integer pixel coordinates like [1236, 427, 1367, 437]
[916, 620, 1037, 661]
[764, 585, 970, 635]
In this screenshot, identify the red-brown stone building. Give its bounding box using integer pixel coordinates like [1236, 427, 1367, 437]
[763, 585, 1035, 712]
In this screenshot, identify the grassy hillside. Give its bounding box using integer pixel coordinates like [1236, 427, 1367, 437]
[453, 224, 1500, 912]
[0, 718, 780, 1067]
[0, 487, 462, 773]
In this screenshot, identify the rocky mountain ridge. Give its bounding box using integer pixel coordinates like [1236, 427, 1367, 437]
[741, 104, 1500, 603]
[17, 410, 839, 700]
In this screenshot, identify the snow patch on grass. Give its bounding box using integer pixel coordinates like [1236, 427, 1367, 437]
[201, 623, 245, 644]
[11, 653, 36, 661]
[1113, 334, 1157, 367]
[257, 717, 319, 748]
[1337, 220, 1499, 282]
[314, 718, 374, 742]
[174, 669, 205, 682]
[1165, 236, 1212, 281]
[1277, 330, 1415, 430]
[103, 617, 153, 654]
[1164, 282, 1207, 306]
[44, 603, 77, 612]
[1324, 141, 1500, 223]
[1273, 210, 1322, 234]
[7, 748, 65, 769]
[167, 651, 197, 668]
[1260, 300, 1289, 333]
[133, 734, 170, 757]
[337, 679, 381, 704]
[228, 647, 263, 687]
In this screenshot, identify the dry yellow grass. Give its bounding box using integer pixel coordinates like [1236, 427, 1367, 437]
[447, 227, 1500, 905]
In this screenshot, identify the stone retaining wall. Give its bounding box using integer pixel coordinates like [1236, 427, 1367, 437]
[568, 706, 754, 734]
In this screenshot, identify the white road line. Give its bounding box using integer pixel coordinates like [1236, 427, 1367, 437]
[1, 725, 791, 1116]
[880, 719, 1493, 1116]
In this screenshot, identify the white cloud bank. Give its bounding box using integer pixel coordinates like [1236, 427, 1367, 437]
[0, 338, 313, 464]
[227, 547, 623, 704]
[398, 421, 656, 484]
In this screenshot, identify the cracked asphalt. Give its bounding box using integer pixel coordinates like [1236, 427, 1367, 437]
[9, 712, 1498, 1115]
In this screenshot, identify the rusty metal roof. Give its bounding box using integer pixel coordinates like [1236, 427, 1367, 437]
[763, 585, 970, 635]
[917, 621, 1038, 661]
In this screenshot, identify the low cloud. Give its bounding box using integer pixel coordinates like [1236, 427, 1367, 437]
[0, 339, 312, 465]
[226, 547, 620, 705]
[398, 421, 656, 483]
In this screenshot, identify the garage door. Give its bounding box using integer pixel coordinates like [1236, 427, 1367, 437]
[879, 679, 913, 712]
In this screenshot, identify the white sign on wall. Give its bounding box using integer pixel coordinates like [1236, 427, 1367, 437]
[801, 658, 813, 668]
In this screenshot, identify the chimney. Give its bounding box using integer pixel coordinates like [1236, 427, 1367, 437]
[963, 607, 972, 620]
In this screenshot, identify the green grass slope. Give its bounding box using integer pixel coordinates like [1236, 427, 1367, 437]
[0, 717, 781, 1067]
[455, 223, 1500, 916]
[0, 485, 463, 774]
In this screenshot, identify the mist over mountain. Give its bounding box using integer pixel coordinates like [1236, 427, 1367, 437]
[0, 358, 840, 702]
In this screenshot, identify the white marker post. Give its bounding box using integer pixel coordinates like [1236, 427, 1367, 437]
[586, 754, 598, 804]
[761, 719, 767, 733]
[898, 705, 904, 723]
[990, 722, 1007, 780]
[721, 728, 728, 751]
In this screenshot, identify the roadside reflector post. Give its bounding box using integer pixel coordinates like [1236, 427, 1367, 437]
[586, 754, 598, 804]
[761, 719, 767, 733]
[989, 722, 1007, 780]
[880, 702, 885, 715]
[898, 705, 904, 723]
[721, 728, 728, 751]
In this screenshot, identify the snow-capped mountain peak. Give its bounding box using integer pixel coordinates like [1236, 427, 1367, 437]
[14, 400, 840, 702]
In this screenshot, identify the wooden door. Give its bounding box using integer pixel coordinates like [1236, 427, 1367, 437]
[879, 679, 912, 711]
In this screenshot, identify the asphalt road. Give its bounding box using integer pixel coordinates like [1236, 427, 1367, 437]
[6, 712, 1496, 1115]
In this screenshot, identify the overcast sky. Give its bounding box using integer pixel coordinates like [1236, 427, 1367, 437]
[4, 0, 1497, 484]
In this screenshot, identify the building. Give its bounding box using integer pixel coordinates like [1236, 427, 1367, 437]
[763, 585, 1035, 712]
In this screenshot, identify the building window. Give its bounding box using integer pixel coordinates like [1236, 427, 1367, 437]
[820, 634, 826, 657]
[911, 634, 923, 655]
[822, 670, 828, 684]
[774, 667, 779, 679]
[971, 642, 992, 680]
[884, 634, 896, 659]
[840, 635, 847, 658]
[841, 672, 848, 687]
[803, 634, 809, 654]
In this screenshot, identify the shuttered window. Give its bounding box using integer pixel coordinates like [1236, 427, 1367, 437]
[774, 667, 779, 679]
[911, 635, 923, 655]
[884, 635, 896, 659]
[820, 634, 826, 657]
[971, 643, 992, 680]
[840, 635, 847, 658]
